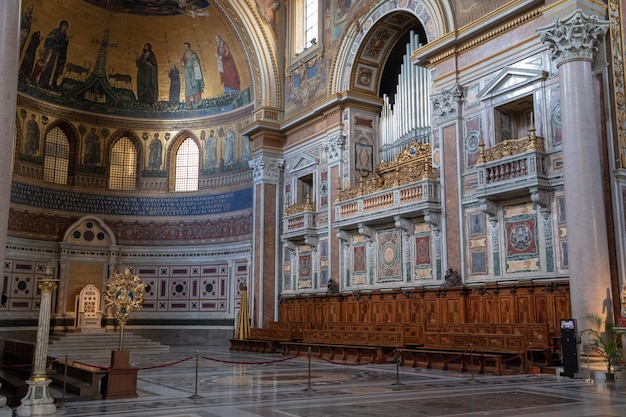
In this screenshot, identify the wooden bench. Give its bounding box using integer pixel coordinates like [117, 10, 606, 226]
[50, 360, 107, 399]
[406, 332, 528, 374]
[280, 329, 404, 363]
[267, 321, 312, 340]
[398, 348, 503, 375]
[281, 341, 384, 364]
[445, 323, 555, 366]
[0, 339, 36, 399]
[229, 327, 293, 353]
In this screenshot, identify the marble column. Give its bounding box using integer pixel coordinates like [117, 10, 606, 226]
[0, 0, 19, 271]
[17, 269, 59, 417]
[248, 155, 284, 326]
[538, 10, 611, 327]
[0, 2, 20, 416]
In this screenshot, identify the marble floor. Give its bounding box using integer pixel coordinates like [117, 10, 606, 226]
[14, 346, 626, 416]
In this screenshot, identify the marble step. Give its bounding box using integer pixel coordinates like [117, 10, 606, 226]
[47, 332, 169, 364]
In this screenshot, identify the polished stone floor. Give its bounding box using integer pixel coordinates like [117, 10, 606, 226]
[21, 346, 626, 416]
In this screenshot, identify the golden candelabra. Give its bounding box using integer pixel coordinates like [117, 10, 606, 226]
[104, 269, 145, 350]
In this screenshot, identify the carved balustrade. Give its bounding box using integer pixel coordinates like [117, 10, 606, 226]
[282, 196, 316, 242]
[476, 131, 553, 202]
[334, 142, 440, 228]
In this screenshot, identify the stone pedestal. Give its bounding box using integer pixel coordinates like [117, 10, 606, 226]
[0, 385, 14, 417]
[102, 350, 138, 399]
[15, 379, 55, 417]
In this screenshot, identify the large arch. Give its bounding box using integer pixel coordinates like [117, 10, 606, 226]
[216, 0, 282, 111]
[329, 0, 452, 96]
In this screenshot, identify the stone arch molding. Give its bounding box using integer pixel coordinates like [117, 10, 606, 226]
[62, 215, 117, 246]
[215, 0, 281, 110]
[329, 0, 452, 96]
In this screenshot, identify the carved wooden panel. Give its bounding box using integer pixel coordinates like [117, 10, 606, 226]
[499, 295, 514, 323]
[483, 296, 496, 323]
[516, 294, 533, 323]
[425, 298, 440, 331]
[534, 295, 549, 324]
[446, 298, 462, 324]
[396, 298, 409, 322]
[467, 296, 482, 323]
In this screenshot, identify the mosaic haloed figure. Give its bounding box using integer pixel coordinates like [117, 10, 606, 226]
[104, 269, 146, 349]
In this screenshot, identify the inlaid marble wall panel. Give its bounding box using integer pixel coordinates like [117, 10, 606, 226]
[376, 229, 401, 283]
[1, 260, 44, 311]
[130, 262, 231, 313]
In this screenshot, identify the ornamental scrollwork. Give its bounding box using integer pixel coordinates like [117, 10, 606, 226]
[537, 10, 609, 66]
[104, 268, 145, 328]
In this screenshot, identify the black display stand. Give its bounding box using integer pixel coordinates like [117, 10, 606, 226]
[560, 318, 578, 378]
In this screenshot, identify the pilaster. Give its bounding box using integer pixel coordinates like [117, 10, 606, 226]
[248, 154, 284, 326]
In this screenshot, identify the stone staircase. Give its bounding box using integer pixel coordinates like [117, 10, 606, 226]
[48, 331, 169, 367]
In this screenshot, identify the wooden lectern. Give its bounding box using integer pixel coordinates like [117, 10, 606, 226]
[102, 350, 138, 399]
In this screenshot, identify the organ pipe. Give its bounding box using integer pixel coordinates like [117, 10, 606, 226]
[379, 30, 431, 162]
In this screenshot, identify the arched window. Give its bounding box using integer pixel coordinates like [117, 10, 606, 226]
[109, 137, 137, 190]
[43, 127, 70, 184]
[175, 138, 199, 191]
[291, 0, 318, 55]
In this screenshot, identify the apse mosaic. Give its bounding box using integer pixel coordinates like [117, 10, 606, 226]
[17, 0, 251, 119]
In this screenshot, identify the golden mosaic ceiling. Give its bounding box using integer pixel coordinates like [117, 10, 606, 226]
[19, 0, 251, 119]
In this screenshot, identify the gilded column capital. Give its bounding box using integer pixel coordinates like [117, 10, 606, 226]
[537, 10, 609, 67]
[248, 155, 284, 184]
[37, 279, 58, 293]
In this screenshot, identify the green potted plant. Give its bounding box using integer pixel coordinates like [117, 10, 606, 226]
[582, 313, 624, 381]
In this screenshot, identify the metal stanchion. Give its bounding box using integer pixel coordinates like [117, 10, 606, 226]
[469, 344, 475, 383]
[58, 354, 69, 408]
[529, 342, 538, 376]
[303, 347, 312, 393]
[189, 350, 203, 400]
[391, 346, 403, 386]
[585, 335, 593, 383]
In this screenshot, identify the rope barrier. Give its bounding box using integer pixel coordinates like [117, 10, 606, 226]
[500, 352, 524, 362]
[313, 355, 376, 366]
[201, 355, 299, 365]
[442, 348, 469, 363]
[135, 356, 193, 370]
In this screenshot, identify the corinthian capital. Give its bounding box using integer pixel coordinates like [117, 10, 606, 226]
[537, 10, 608, 66]
[248, 155, 284, 184]
[323, 134, 345, 163]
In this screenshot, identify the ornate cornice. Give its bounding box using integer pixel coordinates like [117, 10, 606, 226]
[537, 10, 609, 67]
[248, 155, 284, 184]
